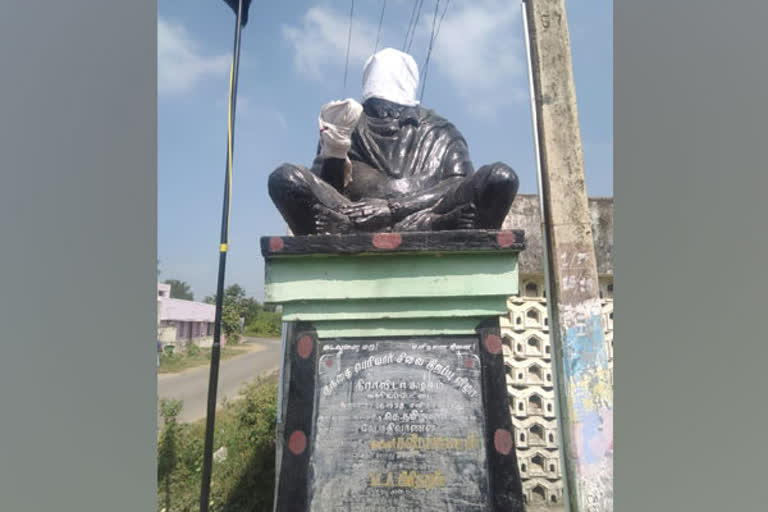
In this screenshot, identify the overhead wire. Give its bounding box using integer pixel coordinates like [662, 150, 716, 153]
[419, 0, 445, 102]
[433, 0, 451, 46]
[402, 0, 420, 51]
[406, 0, 424, 54]
[374, 0, 387, 53]
[343, 0, 355, 93]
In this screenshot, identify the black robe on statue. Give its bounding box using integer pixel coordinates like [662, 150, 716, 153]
[269, 98, 518, 235]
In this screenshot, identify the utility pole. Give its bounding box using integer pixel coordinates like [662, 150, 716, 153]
[200, 2, 251, 511]
[521, 1, 614, 511]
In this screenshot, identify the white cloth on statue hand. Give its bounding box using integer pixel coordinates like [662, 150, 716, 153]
[318, 98, 363, 160]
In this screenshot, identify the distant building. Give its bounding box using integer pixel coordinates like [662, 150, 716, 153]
[157, 283, 218, 349]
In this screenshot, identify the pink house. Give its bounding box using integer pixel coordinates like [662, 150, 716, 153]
[157, 283, 219, 348]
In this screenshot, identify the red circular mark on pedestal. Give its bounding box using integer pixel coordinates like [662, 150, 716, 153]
[372, 232, 402, 249]
[496, 231, 517, 248]
[269, 237, 285, 251]
[325, 358, 333, 368]
[288, 430, 307, 455]
[494, 428, 513, 455]
[484, 334, 503, 355]
[464, 358, 474, 368]
[297, 335, 314, 359]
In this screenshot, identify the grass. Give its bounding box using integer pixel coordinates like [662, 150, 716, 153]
[158, 374, 278, 512]
[158, 345, 248, 374]
[243, 311, 282, 338]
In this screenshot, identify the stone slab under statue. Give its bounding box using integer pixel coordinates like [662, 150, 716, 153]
[263, 48, 525, 511]
[268, 48, 519, 235]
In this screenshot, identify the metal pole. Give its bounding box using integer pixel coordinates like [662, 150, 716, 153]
[199, 1, 244, 510]
[521, 1, 614, 511]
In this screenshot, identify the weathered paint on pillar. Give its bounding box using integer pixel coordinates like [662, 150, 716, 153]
[522, 1, 614, 511]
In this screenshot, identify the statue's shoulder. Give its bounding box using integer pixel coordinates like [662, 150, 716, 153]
[413, 106, 466, 144]
[413, 106, 458, 131]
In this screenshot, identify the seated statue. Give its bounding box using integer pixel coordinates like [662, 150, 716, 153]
[268, 48, 519, 235]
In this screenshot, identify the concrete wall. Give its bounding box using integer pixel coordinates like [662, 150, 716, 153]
[502, 194, 613, 276]
[157, 326, 176, 343]
[157, 325, 214, 351]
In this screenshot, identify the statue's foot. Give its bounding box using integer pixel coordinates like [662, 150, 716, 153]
[313, 204, 354, 234]
[430, 203, 478, 230]
[456, 203, 479, 230]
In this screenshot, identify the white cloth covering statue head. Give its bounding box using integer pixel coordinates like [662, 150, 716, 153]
[361, 48, 420, 107]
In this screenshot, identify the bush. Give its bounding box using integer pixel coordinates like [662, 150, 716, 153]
[186, 343, 201, 357]
[157, 375, 278, 512]
[244, 311, 282, 338]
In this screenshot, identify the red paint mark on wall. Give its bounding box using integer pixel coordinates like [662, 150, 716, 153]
[484, 334, 503, 355]
[288, 430, 307, 455]
[372, 232, 402, 249]
[270, 237, 285, 251]
[496, 231, 517, 248]
[494, 429, 513, 455]
[297, 335, 314, 359]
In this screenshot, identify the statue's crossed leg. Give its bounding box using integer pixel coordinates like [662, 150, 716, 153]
[268, 162, 518, 235]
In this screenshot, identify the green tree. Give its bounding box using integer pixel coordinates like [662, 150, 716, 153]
[241, 297, 263, 325]
[204, 285, 244, 306]
[164, 279, 194, 300]
[203, 284, 268, 340]
[224, 284, 246, 305]
[221, 303, 242, 344]
[205, 285, 253, 311]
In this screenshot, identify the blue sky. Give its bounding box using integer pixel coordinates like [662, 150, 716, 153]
[158, 0, 612, 301]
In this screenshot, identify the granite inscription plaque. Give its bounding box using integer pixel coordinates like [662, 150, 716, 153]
[309, 337, 491, 511]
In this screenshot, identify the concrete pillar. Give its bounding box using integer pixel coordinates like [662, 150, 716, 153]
[522, 1, 614, 511]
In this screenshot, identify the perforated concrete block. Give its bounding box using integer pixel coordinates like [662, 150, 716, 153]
[511, 417, 559, 450]
[502, 330, 552, 361]
[523, 478, 564, 507]
[518, 449, 561, 480]
[505, 359, 555, 389]
[509, 386, 556, 419]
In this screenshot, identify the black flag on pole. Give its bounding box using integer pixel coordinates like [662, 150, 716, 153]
[222, 0, 253, 25]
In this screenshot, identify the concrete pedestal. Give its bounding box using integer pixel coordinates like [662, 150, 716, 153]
[262, 230, 526, 512]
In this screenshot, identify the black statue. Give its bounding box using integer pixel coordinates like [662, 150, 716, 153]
[268, 48, 519, 235]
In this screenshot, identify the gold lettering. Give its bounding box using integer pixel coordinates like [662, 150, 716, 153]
[368, 433, 483, 452]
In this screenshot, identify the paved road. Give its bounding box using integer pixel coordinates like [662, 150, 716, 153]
[158, 337, 282, 424]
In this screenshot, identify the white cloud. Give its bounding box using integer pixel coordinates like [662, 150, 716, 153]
[428, 0, 527, 116]
[274, 111, 288, 130]
[158, 18, 230, 95]
[281, 7, 377, 84]
[281, 2, 527, 117]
